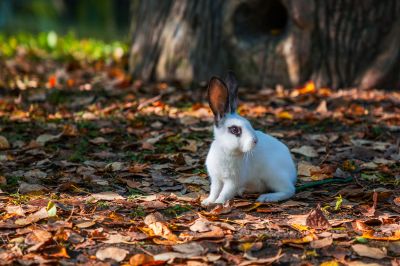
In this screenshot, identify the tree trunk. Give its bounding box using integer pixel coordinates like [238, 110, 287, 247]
[129, 0, 400, 89]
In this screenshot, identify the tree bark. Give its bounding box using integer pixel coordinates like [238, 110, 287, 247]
[129, 0, 400, 89]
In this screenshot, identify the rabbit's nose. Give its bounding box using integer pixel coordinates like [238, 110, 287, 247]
[253, 137, 258, 145]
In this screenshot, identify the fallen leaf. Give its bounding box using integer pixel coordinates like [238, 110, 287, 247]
[46, 201, 57, 217]
[89, 137, 108, 145]
[44, 246, 70, 258]
[144, 213, 179, 242]
[298, 162, 321, 177]
[310, 237, 333, 249]
[276, 111, 293, 120]
[36, 133, 62, 145]
[96, 247, 129, 262]
[176, 176, 209, 187]
[23, 169, 47, 179]
[281, 234, 316, 244]
[346, 261, 381, 266]
[364, 191, 377, 217]
[351, 244, 386, 259]
[394, 197, 400, 207]
[15, 207, 49, 226]
[102, 233, 131, 244]
[181, 140, 198, 152]
[316, 100, 328, 113]
[0, 136, 10, 149]
[75, 221, 96, 228]
[25, 229, 52, 245]
[129, 254, 154, 266]
[105, 162, 125, 171]
[290, 224, 310, 232]
[91, 191, 125, 201]
[320, 261, 339, 266]
[291, 146, 318, 158]
[306, 205, 331, 229]
[19, 182, 48, 194]
[5, 205, 25, 216]
[238, 249, 283, 266]
[153, 252, 189, 262]
[172, 242, 205, 256]
[362, 230, 400, 241]
[189, 218, 212, 233]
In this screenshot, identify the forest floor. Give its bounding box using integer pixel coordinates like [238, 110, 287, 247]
[0, 36, 399, 266]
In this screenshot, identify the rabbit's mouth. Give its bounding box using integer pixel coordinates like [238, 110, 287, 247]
[241, 137, 258, 153]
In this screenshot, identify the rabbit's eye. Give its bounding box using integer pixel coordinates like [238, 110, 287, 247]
[228, 126, 241, 137]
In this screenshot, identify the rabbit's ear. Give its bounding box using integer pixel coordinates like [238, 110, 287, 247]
[225, 71, 238, 113]
[208, 77, 229, 126]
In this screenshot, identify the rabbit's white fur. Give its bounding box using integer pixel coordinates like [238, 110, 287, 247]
[202, 74, 297, 205]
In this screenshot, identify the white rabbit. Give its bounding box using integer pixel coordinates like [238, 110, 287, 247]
[202, 71, 297, 205]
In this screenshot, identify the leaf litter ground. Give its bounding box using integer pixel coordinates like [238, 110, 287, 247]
[0, 50, 400, 266]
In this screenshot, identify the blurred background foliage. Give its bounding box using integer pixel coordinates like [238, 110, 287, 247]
[0, 0, 133, 61]
[0, 0, 133, 40]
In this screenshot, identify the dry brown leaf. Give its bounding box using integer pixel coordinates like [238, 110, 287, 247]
[291, 146, 318, 158]
[15, 207, 49, 226]
[364, 191, 378, 217]
[0, 136, 10, 149]
[181, 224, 225, 241]
[346, 261, 381, 266]
[281, 234, 316, 244]
[238, 249, 283, 266]
[362, 230, 400, 241]
[36, 133, 62, 145]
[25, 229, 52, 252]
[19, 182, 48, 194]
[23, 169, 47, 179]
[105, 162, 125, 171]
[306, 205, 331, 229]
[189, 218, 212, 233]
[310, 237, 333, 249]
[144, 213, 179, 242]
[91, 191, 125, 201]
[351, 244, 386, 259]
[89, 137, 108, 145]
[181, 140, 198, 152]
[5, 205, 25, 216]
[172, 242, 205, 255]
[153, 252, 189, 262]
[102, 233, 131, 244]
[75, 221, 96, 229]
[129, 254, 154, 266]
[394, 197, 400, 207]
[298, 161, 321, 177]
[96, 247, 129, 262]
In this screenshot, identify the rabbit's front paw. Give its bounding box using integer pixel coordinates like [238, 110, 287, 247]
[201, 198, 215, 206]
[257, 192, 293, 202]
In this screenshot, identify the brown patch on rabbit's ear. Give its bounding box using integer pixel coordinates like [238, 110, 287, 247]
[208, 77, 229, 126]
[225, 71, 238, 113]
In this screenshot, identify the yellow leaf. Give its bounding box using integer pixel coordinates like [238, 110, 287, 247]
[362, 230, 400, 241]
[320, 260, 339, 266]
[244, 202, 263, 212]
[281, 234, 316, 244]
[276, 111, 293, 120]
[239, 242, 254, 252]
[290, 223, 310, 232]
[46, 201, 57, 217]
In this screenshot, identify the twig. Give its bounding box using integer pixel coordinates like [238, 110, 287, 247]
[296, 177, 353, 192]
[66, 205, 75, 222]
[137, 95, 162, 110]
